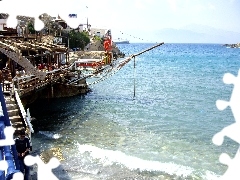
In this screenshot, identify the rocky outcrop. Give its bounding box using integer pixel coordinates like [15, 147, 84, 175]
[87, 40, 105, 51]
[69, 40, 125, 63]
[223, 43, 240, 48]
[111, 42, 125, 58]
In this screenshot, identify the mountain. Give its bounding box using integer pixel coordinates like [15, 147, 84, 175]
[152, 25, 240, 44]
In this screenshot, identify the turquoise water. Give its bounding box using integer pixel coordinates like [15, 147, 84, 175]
[29, 43, 240, 179]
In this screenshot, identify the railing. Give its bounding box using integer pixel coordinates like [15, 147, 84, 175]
[13, 69, 66, 97]
[14, 89, 33, 153]
[14, 90, 34, 134]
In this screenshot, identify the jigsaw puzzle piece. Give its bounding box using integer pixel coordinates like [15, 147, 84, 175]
[2, 0, 90, 30]
[10, 172, 23, 180]
[48, 157, 60, 169]
[1, 0, 45, 30]
[0, 160, 8, 171]
[218, 70, 240, 122]
[56, 0, 88, 29]
[1, 0, 24, 28]
[216, 100, 229, 111]
[0, 126, 15, 146]
[218, 148, 240, 180]
[58, 13, 81, 29]
[32, 16, 45, 31]
[24, 155, 60, 180]
[212, 122, 240, 146]
[222, 72, 236, 85]
[24, 155, 37, 166]
[5, 14, 18, 29]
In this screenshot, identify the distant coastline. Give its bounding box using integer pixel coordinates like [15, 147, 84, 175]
[113, 40, 130, 44]
[223, 43, 240, 48]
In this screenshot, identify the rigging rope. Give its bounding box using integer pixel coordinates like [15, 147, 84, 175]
[87, 42, 164, 86]
[119, 31, 157, 43]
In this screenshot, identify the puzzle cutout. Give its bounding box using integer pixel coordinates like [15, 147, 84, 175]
[0, 0, 88, 31]
[0, 127, 60, 180]
[212, 69, 240, 180]
[0, 0, 239, 179]
[25, 155, 60, 180]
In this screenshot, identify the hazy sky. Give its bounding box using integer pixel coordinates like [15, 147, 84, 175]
[74, 0, 240, 42]
[75, 0, 240, 30]
[1, 0, 240, 42]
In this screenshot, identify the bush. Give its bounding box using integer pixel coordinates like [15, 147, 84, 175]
[68, 30, 90, 50]
[27, 23, 35, 34]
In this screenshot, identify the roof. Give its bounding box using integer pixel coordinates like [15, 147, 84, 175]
[0, 38, 68, 53]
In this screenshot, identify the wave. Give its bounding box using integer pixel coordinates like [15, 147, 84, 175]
[76, 144, 220, 180]
[38, 131, 62, 139]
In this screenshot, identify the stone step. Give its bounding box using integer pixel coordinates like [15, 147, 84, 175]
[3, 95, 26, 137]
[11, 121, 24, 127]
[3, 95, 26, 138]
[8, 109, 19, 116]
[9, 115, 22, 123]
[6, 103, 18, 111]
[5, 98, 15, 104]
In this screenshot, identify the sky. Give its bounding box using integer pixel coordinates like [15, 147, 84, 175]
[1, 0, 240, 43]
[79, 0, 240, 43]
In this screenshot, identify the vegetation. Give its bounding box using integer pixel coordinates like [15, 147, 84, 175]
[39, 13, 62, 35]
[93, 35, 102, 42]
[15, 13, 90, 50]
[64, 30, 90, 50]
[27, 23, 35, 34]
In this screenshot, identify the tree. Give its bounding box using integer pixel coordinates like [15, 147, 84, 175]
[67, 30, 90, 50]
[27, 23, 35, 34]
[39, 13, 61, 35]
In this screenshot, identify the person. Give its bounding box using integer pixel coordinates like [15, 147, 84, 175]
[15, 130, 31, 180]
[103, 37, 111, 52]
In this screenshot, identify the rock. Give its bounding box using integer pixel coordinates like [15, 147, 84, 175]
[40, 147, 65, 163]
[223, 43, 240, 48]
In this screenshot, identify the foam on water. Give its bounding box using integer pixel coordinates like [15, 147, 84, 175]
[29, 43, 240, 179]
[38, 131, 62, 139]
[76, 143, 220, 179]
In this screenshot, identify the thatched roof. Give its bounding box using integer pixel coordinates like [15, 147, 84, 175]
[0, 38, 68, 53]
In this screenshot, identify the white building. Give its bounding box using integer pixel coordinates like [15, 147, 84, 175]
[0, 19, 6, 31]
[0, 18, 25, 36]
[78, 24, 89, 32]
[90, 28, 107, 38]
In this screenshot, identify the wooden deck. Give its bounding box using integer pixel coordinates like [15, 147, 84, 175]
[1, 67, 88, 98]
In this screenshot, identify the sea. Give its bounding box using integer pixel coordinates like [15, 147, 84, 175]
[29, 43, 240, 180]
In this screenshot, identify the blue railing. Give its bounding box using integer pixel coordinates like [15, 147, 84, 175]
[0, 84, 20, 180]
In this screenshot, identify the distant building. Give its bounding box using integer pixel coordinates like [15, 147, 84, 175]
[0, 14, 18, 36]
[0, 14, 35, 36]
[0, 18, 6, 31]
[78, 24, 90, 32]
[53, 16, 68, 29]
[53, 16, 91, 33]
[90, 28, 107, 38]
[0, 14, 7, 31]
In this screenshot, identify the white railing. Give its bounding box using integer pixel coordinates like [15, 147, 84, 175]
[14, 89, 34, 133]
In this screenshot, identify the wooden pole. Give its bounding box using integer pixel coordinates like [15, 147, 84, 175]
[133, 56, 136, 98]
[118, 42, 164, 69]
[88, 42, 165, 85]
